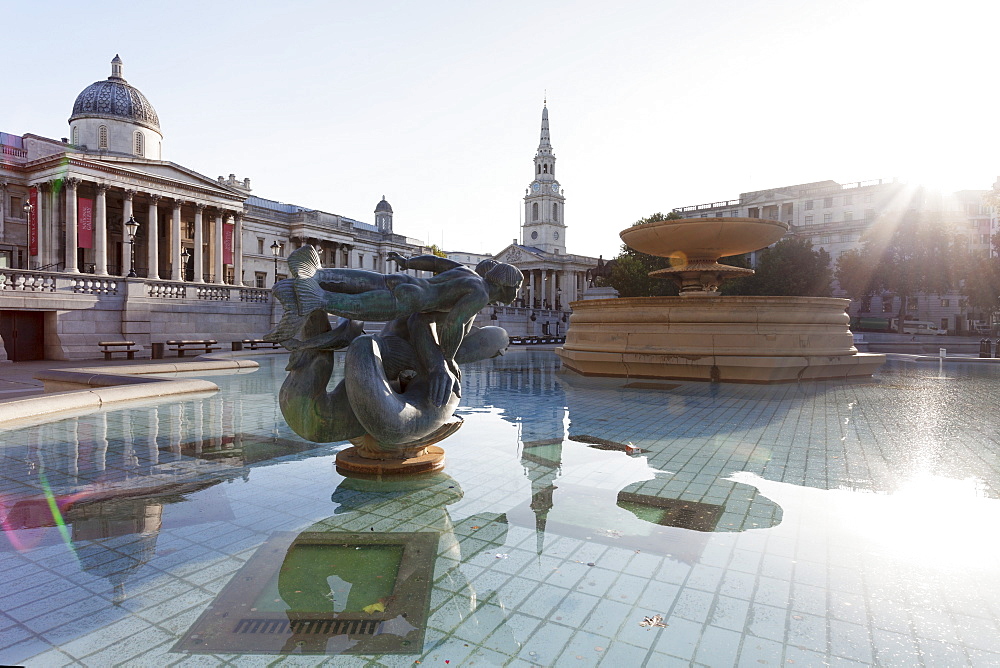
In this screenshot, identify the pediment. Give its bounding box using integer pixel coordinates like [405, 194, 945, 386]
[70, 155, 246, 200]
[494, 244, 543, 265]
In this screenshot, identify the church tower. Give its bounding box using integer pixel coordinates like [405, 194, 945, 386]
[522, 103, 566, 254]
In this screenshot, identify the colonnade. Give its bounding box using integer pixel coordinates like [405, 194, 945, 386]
[519, 268, 586, 310]
[28, 177, 244, 283]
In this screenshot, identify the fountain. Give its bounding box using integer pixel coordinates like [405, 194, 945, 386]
[557, 217, 885, 382]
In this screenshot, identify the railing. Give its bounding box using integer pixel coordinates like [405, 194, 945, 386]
[0, 269, 58, 292]
[71, 277, 119, 295]
[674, 199, 742, 213]
[1, 145, 27, 158]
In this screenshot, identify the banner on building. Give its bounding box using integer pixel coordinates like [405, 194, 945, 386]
[78, 197, 94, 249]
[223, 221, 234, 265]
[28, 187, 38, 256]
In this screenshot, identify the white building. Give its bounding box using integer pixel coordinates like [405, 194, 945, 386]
[489, 104, 598, 335]
[673, 178, 996, 334]
[0, 56, 428, 361]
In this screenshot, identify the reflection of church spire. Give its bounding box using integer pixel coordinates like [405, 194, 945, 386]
[520, 439, 564, 556]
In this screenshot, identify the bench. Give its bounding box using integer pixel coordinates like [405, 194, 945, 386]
[165, 339, 220, 357]
[241, 339, 282, 350]
[98, 341, 137, 360]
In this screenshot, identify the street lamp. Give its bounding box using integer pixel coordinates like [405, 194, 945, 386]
[181, 247, 190, 282]
[124, 215, 139, 277]
[271, 241, 281, 286]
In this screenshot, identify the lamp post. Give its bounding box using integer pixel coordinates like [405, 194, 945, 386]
[22, 202, 33, 268]
[271, 241, 281, 286]
[124, 215, 139, 277]
[181, 247, 190, 282]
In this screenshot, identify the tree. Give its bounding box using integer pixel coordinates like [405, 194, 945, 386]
[722, 238, 831, 297]
[834, 212, 964, 333]
[606, 212, 682, 298]
[427, 244, 448, 258]
[958, 231, 1000, 328]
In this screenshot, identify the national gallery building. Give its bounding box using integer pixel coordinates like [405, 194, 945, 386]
[0, 57, 428, 361]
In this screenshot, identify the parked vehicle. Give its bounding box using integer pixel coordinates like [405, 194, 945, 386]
[890, 319, 947, 335]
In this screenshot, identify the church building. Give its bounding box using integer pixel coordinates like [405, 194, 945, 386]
[491, 104, 598, 332]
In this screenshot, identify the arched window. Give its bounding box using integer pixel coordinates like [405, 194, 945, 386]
[537, 164, 541, 174]
[543, 164, 548, 173]
[71, 126, 79, 145]
[98, 125, 108, 149]
[134, 131, 144, 157]
[553, 203, 559, 221]
[532, 202, 539, 221]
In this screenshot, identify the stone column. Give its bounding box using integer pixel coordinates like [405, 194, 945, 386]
[122, 189, 134, 277]
[171, 200, 182, 281]
[233, 213, 244, 285]
[32, 182, 46, 269]
[94, 183, 109, 275]
[193, 204, 205, 283]
[529, 270, 536, 308]
[0, 181, 6, 242]
[224, 212, 235, 283]
[65, 179, 80, 272]
[46, 182, 59, 269]
[148, 195, 160, 279]
[214, 210, 224, 283]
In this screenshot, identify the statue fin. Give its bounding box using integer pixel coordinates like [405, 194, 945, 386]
[287, 245, 322, 279]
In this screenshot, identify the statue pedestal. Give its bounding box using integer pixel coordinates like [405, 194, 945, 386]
[334, 419, 461, 476]
[336, 445, 446, 476]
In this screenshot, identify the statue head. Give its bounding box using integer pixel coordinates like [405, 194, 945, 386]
[475, 259, 524, 305]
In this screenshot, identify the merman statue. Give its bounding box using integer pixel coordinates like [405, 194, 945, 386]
[265, 246, 522, 474]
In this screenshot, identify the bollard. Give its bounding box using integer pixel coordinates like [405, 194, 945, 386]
[995, 340, 1000, 359]
[939, 348, 946, 359]
[151, 342, 165, 360]
[978, 339, 985, 358]
[231, 341, 243, 352]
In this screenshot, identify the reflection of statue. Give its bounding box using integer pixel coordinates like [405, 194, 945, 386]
[267, 246, 522, 471]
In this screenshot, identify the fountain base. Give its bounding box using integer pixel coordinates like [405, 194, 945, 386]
[557, 295, 885, 383]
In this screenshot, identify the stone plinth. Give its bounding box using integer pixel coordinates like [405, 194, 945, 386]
[557, 295, 885, 383]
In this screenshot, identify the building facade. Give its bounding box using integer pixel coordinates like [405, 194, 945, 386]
[672, 178, 998, 333]
[0, 56, 428, 361]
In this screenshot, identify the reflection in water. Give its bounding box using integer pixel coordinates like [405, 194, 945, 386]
[176, 472, 512, 655]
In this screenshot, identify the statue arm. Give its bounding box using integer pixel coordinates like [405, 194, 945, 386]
[407, 313, 459, 406]
[391, 253, 464, 274]
[437, 288, 489, 375]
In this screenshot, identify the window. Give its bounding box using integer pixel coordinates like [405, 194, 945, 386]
[278, 243, 285, 257]
[844, 211, 853, 221]
[10, 196, 22, 217]
[865, 208, 874, 222]
[941, 299, 950, 307]
[823, 197, 833, 208]
[552, 202, 559, 222]
[820, 235, 832, 244]
[71, 126, 79, 145]
[823, 213, 832, 223]
[864, 193, 873, 203]
[730, 209, 739, 217]
[134, 131, 144, 156]
[99, 125, 108, 149]
[840, 233, 852, 243]
[805, 201, 814, 210]
[532, 202, 539, 221]
[255, 272, 266, 288]
[981, 234, 990, 244]
[941, 318, 949, 330]
[844, 194, 853, 205]
[804, 215, 814, 225]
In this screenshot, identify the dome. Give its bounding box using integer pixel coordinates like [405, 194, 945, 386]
[375, 196, 393, 214]
[69, 55, 160, 132]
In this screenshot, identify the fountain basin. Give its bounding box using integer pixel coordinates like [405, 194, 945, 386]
[557, 295, 886, 383]
[620, 217, 788, 261]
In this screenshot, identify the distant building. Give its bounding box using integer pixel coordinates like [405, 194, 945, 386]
[673, 178, 997, 333]
[0, 56, 427, 360]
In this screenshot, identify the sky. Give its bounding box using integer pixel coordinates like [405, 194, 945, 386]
[4, 0, 999, 258]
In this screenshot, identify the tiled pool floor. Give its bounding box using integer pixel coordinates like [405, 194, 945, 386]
[0, 351, 998, 666]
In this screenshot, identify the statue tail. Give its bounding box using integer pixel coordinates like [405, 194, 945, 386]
[287, 245, 322, 279]
[263, 278, 306, 342]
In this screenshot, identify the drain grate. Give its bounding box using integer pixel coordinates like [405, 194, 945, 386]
[622, 382, 681, 391]
[234, 618, 380, 636]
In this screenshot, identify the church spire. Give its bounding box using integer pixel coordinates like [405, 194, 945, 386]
[537, 102, 552, 157]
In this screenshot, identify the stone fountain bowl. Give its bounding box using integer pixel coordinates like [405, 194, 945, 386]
[620, 217, 788, 261]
